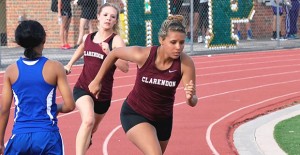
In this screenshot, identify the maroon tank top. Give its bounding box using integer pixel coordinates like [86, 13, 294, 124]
[75, 32, 117, 101]
[126, 46, 182, 121]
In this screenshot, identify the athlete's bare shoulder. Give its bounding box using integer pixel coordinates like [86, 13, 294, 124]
[112, 34, 123, 42]
[5, 63, 18, 82]
[5, 63, 17, 73]
[180, 52, 195, 74]
[180, 52, 194, 64]
[43, 59, 66, 85]
[82, 33, 90, 43]
[44, 59, 65, 74]
[112, 34, 126, 48]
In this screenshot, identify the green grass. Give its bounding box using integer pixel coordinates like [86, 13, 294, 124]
[274, 115, 300, 155]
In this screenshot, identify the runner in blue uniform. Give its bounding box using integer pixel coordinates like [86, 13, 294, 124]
[0, 20, 75, 155]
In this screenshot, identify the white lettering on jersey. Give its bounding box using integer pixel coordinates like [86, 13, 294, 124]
[84, 51, 104, 59]
[141, 76, 176, 87]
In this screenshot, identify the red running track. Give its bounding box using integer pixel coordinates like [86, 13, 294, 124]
[2, 49, 300, 155]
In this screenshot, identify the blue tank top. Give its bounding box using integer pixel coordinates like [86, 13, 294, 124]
[126, 46, 182, 121]
[12, 57, 59, 134]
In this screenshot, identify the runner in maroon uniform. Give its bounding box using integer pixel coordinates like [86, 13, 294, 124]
[64, 3, 129, 155]
[89, 15, 198, 154]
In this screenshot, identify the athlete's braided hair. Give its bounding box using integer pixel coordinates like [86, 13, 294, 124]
[158, 15, 186, 40]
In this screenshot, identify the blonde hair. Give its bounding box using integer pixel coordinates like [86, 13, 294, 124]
[158, 15, 186, 40]
[98, 3, 120, 34]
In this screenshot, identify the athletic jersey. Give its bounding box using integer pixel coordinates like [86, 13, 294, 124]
[12, 57, 59, 134]
[75, 32, 117, 102]
[126, 46, 182, 121]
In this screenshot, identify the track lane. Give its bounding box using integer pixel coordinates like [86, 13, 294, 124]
[2, 49, 300, 154]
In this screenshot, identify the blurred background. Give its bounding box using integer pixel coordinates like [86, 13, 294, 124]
[0, 0, 300, 69]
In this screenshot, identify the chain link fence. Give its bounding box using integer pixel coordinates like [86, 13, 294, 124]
[0, 0, 300, 69]
[175, 0, 300, 52]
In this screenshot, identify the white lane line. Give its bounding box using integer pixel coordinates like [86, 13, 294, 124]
[102, 125, 122, 155]
[254, 107, 300, 155]
[57, 98, 126, 118]
[0, 50, 298, 76]
[0, 50, 298, 153]
[4, 98, 127, 146]
[206, 92, 300, 155]
[47, 55, 300, 78]
[102, 100, 187, 155]
[102, 80, 300, 155]
[8, 70, 300, 112]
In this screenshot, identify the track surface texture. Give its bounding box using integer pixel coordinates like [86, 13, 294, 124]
[2, 49, 300, 155]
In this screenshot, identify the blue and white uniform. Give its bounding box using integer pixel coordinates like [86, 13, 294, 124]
[4, 56, 64, 155]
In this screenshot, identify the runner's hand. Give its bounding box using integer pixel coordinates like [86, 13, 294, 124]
[99, 42, 110, 55]
[64, 65, 71, 75]
[88, 80, 102, 99]
[184, 80, 195, 100]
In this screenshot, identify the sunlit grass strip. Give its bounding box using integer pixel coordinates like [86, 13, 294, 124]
[274, 115, 300, 154]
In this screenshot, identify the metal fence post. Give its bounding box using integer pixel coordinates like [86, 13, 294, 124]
[190, 0, 194, 54]
[276, 2, 280, 47]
